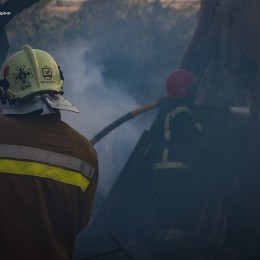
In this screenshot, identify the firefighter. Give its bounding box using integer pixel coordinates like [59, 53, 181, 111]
[0, 45, 98, 260]
[152, 69, 201, 259]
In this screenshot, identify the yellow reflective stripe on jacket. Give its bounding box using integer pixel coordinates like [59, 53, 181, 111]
[164, 106, 191, 141]
[0, 159, 90, 191]
[0, 144, 95, 191]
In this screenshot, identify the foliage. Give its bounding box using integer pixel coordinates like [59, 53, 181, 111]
[6, 0, 69, 52]
[6, 0, 198, 101]
[67, 0, 198, 101]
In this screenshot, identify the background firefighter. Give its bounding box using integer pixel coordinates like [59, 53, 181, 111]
[152, 69, 202, 259]
[0, 45, 98, 260]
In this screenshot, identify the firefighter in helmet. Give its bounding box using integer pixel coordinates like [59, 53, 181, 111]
[152, 69, 201, 259]
[0, 45, 98, 260]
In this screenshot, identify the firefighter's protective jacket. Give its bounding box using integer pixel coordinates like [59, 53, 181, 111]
[0, 112, 98, 260]
[152, 97, 201, 234]
[153, 97, 201, 170]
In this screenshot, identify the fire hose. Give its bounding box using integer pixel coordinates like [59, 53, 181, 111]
[90, 100, 250, 146]
[90, 100, 159, 145]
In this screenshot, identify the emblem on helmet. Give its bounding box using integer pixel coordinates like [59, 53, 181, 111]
[13, 65, 33, 91]
[42, 67, 52, 80]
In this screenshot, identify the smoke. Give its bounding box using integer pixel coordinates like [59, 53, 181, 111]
[58, 41, 154, 198]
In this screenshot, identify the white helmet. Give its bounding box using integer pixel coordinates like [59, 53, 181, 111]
[0, 45, 78, 113]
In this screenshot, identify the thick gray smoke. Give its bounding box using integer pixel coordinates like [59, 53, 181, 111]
[58, 41, 154, 198]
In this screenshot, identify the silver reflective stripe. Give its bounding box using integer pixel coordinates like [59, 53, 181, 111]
[153, 161, 190, 170]
[153, 148, 190, 170]
[0, 144, 94, 180]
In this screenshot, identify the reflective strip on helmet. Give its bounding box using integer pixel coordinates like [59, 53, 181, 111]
[0, 144, 95, 191]
[164, 106, 191, 141]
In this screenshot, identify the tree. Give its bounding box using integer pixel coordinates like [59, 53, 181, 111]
[6, 0, 70, 52]
[0, 0, 41, 67]
[6, 0, 198, 102]
[66, 0, 198, 101]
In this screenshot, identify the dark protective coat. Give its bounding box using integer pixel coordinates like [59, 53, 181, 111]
[153, 97, 201, 234]
[0, 112, 98, 260]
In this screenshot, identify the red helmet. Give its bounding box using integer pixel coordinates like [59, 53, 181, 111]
[165, 69, 196, 98]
